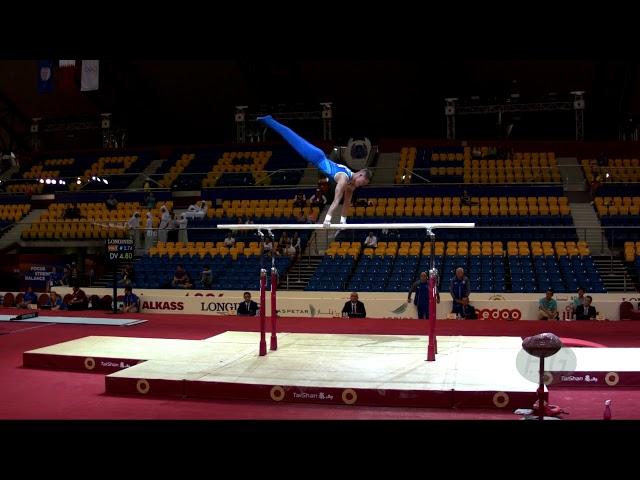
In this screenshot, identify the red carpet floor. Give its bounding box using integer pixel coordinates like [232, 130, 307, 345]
[2, 308, 640, 420]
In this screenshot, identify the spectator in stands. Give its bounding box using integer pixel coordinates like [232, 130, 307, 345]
[127, 211, 141, 249]
[596, 152, 608, 167]
[158, 205, 170, 243]
[186, 200, 207, 220]
[61, 264, 71, 286]
[144, 212, 155, 250]
[459, 297, 478, 319]
[49, 266, 63, 288]
[278, 232, 290, 250]
[44, 291, 64, 310]
[178, 213, 188, 244]
[64, 203, 81, 219]
[575, 295, 597, 320]
[364, 231, 378, 248]
[200, 265, 213, 289]
[318, 177, 330, 196]
[309, 188, 327, 208]
[67, 285, 88, 311]
[306, 209, 318, 224]
[341, 292, 367, 318]
[570, 287, 586, 315]
[293, 192, 307, 208]
[538, 288, 559, 320]
[258, 116, 373, 227]
[144, 191, 156, 209]
[70, 262, 79, 285]
[16, 286, 37, 308]
[284, 241, 297, 258]
[172, 264, 190, 288]
[118, 265, 135, 287]
[450, 267, 471, 317]
[237, 291, 259, 316]
[461, 190, 472, 206]
[224, 232, 236, 248]
[197, 200, 208, 218]
[143, 180, 151, 192]
[105, 195, 118, 211]
[262, 236, 274, 255]
[291, 232, 301, 253]
[121, 286, 140, 313]
[589, 177, 601, 202]
[167, 212, 179, 243]
[295, 210, 306, 223]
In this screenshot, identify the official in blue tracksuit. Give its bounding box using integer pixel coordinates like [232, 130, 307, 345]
[450, 267, 471, 316]
[408, 271, 440, 319]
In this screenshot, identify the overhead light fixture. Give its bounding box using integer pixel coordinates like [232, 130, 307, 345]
[45, 179, 51, 184]
[102, 178, 109, 185]
[51, 179, 57, 185]
[39, 179, 45, 184]
[91, 176, 97, 181]
[76, 179, 82, 185]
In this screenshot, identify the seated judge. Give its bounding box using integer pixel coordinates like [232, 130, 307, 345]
[237, 291, 259, 316]
[575, 295, 597, 320]
[341, 292, 367, 318]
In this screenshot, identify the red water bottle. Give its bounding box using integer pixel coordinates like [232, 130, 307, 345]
[603, 400, 612, 420]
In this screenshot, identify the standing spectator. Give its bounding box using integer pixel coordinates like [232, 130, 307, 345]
[450, 267, 471, 317]
[341, 292, 366, 318]
[144, 212, 155, 250]
[158, 205, 170, 243]
[16, 286, 37, 308]
[70, 262, 79, 285]
[121, 286, 140, 313]
[364, 231, 378, 248]
[571, 287, 586, 315]
[575, 295, 597, 320]
[237, 291, 259, 316]
[200, 265, 213, 289]
[178, 213, 188, 244]
[291, 232, 301, 254]
[127, 211, 141, 249]
[538, 288, 559, 320]
[144, 191, 156, 209]
[167, 212, 179, 243]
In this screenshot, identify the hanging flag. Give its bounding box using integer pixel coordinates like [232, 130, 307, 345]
[81, 60, 99, 91]
[37, 60, 54, 93]
[58, 60, 77, 93]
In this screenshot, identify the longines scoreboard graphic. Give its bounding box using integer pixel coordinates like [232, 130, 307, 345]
[105, 239, 134, 263]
